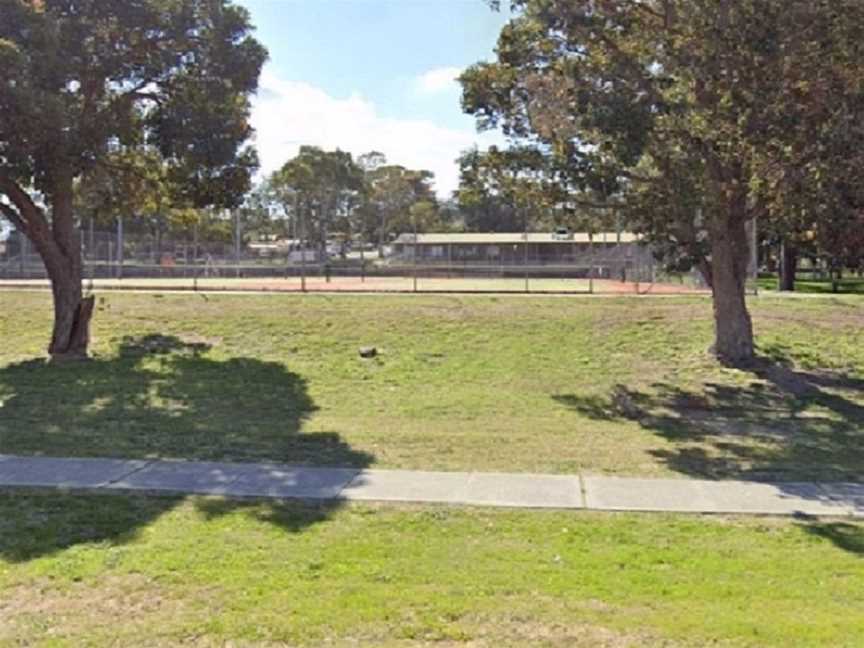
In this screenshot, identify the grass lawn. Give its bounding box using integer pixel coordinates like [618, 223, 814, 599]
[757, 275, 864, 294]
[1, 291, 862, 480]
[1, 492, 863, 647]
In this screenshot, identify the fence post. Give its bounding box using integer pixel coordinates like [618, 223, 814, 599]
[299, 223, 306, 293]
[412, 230, 418, 293]
[116, 216, 124, 280]
[234, 209, 241, 278]
[17, 231, 25, 277]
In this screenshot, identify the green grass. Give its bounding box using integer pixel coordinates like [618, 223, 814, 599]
[1, 492, 862, 647]
[1, 291, 862, 479]
[758, 275, 864, 294]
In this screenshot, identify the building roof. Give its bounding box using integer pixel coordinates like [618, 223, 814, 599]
[394, 232, 640, 245]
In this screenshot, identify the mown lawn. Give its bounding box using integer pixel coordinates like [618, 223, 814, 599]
[0, 493, 862, 647]
[758, 275, 864, 294]
[1, 290, 862, 479]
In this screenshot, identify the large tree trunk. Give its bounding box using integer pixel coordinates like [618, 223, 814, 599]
[709, 217, 755, 366]
[778, 240, 797, 291]
[37, 171, 94, 358]
[0, 172, 94, 358]
[50, 171, 93, 357]
[0, 168, 93, 358]
[831, 264, 842, 293]
[697, 258, 714, 290]
[47, 265, 94, 358]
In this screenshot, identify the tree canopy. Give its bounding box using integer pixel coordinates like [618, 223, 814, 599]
[270, 146, 366, 253]
[461, 0, 864, 364]
[269, 149, 445, 254]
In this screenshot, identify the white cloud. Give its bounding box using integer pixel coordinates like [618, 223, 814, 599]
[414, 66, 463, 95]
[250, 68, 502, 196]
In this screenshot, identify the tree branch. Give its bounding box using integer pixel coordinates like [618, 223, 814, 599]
[618, 170, 659, 185]
[568, 198, 626, 210]
[0, 200, 26, 234]
[129, 91, 165, 105]
[0, 174, 54, 241]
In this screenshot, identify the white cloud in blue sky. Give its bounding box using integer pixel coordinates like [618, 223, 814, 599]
[238, 0, 512, 197]
[414, 66, 464, 95]
[251, 68, 504, 197]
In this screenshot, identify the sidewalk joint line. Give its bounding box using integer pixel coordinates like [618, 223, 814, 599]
[97, 459, 157, 488]
[0, 454, 861, 518]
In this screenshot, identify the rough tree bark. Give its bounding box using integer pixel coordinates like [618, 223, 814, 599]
[697, 258, 714, 290]
[1, 173, 94, 359]
[779, 240, 797, 292]
[709, 213, 755, 366]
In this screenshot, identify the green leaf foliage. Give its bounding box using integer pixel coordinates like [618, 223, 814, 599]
[0, 0, 267, 209]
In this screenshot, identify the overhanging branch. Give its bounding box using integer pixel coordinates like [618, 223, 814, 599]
[0, 200, 26, 234]
[0, 174, 53, 240]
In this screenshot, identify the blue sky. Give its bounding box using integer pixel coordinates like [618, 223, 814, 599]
[237, 0, 511, 196]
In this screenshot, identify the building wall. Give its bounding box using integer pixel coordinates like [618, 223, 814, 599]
[395, 241, 646, 265]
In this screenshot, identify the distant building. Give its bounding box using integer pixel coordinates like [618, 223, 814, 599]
[393, 230, 642, 262]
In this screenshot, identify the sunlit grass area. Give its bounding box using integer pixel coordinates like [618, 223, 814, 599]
[1, 291, 862, 479]
[1, 493, 863, 647]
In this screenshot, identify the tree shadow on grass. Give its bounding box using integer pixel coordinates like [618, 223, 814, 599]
[554, 348, 864, 554]
[0, 334, 372, 466]
[800, 522, 864, 556]
[554, 350, 864, 482]
[0, 492, 346, 563]
[0, 334, 374, 562]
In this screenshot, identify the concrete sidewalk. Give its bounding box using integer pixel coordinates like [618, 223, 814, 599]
[1, 454, 862, 518]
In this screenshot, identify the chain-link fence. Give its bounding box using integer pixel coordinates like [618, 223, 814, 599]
[0, 225, 719, 294]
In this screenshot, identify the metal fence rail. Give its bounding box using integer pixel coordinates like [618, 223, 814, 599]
[0, 227, 718, 295]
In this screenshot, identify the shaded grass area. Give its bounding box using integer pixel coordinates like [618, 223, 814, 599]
[556, 358, 864, 480]
[758, 275, 864, 294]
[1, 291, 862, 478]
[0, 492, 863, 647]
[0, 333, 373, 466]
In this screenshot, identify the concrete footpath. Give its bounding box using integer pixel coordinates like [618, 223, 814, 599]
[1, 454, 863, 518]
